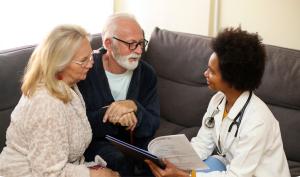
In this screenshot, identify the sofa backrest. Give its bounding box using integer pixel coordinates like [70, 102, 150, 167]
[255, 44, 300, 174]
[144, 27, 215, 138]
[0, 34, 102, 151]
[0, 46, 34, 150]
[145, 27, 300, 175]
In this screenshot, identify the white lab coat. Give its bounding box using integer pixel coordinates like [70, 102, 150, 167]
[191, 91, 291, 177]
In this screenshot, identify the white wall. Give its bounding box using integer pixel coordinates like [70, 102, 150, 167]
[0, 0, 113, 50]
[115, 0, 300, 50]
[219, 0, 300, 50]
[115, 0, 212, 40]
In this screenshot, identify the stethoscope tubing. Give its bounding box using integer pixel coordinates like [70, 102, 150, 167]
[204, 91, 253, 157]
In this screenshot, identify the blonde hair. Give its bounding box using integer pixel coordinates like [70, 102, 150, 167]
[21, 24, 89, 103]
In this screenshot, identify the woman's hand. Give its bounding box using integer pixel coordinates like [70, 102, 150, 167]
[145, 159, 189, 177]
[90, 167, 120, 177]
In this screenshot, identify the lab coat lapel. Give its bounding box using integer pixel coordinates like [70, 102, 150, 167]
[214, 98, 226, 142]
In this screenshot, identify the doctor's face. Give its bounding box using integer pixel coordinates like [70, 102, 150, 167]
[204, 52, 229, 92]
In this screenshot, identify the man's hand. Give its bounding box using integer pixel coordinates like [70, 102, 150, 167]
[118, 112, 138, 131]
[103, 100, 138, 130]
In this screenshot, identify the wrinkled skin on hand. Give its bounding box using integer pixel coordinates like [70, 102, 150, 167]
[103, 100, 138, 131]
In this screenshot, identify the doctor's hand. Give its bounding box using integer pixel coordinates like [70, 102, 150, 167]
[103, 100, 137, 124]
[145, 159, 189, 177]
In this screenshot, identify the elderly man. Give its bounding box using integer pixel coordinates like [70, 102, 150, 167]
[78, 13, 160, 176]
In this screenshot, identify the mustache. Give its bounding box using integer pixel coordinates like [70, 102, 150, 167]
[126, 53, 141, 59]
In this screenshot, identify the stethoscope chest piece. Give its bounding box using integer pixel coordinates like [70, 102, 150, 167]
[204, 116, 215, 128]
[204, 108, 220, 128]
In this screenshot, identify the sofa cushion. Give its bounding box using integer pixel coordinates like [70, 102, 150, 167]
[145, 27, 215, 129]
[255, 45, 300, 175]
[0, 46, 35, 150]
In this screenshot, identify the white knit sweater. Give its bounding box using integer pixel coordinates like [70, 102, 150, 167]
[0, 85, 92, 177]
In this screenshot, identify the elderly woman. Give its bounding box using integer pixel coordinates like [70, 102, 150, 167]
[145, 27, 290, 177]
[0, 24, 119, 177]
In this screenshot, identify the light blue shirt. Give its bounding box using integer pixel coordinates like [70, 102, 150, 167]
[105, 70, 133, 101]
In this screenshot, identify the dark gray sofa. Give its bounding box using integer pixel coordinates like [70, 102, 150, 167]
[0, 28, 299, 176]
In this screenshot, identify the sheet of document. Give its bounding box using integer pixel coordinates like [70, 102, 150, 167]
[148, 134, 208, 170]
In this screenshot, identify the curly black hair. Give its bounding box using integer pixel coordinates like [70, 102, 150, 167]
[211, 27, 266, 91]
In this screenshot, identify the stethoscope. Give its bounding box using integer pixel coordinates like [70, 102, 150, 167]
[204, 91, 252, 157]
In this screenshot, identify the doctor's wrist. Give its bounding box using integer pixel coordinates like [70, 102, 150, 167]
[179, 170, 193, 177]
[188, 169, 196, 177]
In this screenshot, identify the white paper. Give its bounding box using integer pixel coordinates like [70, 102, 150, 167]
[148, 134, 208, 170]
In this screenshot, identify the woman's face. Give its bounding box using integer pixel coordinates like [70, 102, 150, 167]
[204, 52, 229, 92]
[60, 38, 93, 86]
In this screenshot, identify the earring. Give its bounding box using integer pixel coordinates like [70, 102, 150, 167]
[56, 74, 63, 80]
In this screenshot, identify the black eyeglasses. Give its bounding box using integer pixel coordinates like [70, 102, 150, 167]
[112, 36, 148, 51]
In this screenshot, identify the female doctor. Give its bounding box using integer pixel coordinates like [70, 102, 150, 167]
[145, 27, 291, 177]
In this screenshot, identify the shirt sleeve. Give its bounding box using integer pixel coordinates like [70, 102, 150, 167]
[191, 93, 223, 160]
[24, 99, 90, 177]
[191, 111, 216, 160]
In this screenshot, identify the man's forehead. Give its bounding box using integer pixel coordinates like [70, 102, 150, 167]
[116, 27, 143, 40]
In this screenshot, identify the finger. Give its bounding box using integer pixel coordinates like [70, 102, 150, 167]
[110, 117, 116, 124]
[127, 114, 133, 127]
[118, 114, 128, 126]
[145, 160, 162, 177]
[125, 114, 134, 130]
[113, 171, 120, 177]
[118, 116, 127, 126]
[126, 123, 134, 131]
[130, 112, 137, 131]
[124, 114, 131, 126]
[162, 158, 176, 168]
[118, 117, 124, 126]
[130, 124, 136, 131]
[115, 115, 122, 123]
[112, 115, 122, 124]
[127, 120, 136, 131]
[103, 103, 114, 123]
[103, 109, 110, 123]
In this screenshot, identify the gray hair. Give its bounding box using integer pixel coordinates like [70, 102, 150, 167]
[102, 13, 141, 41]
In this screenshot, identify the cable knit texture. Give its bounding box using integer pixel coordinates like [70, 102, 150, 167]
[0, 85, 92, 177]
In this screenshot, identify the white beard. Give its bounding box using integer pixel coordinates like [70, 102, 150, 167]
[112, 46, 141, 70]
[115, 53, 140, 70]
